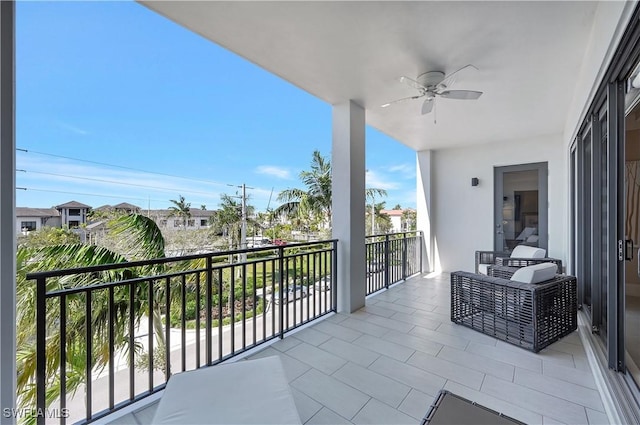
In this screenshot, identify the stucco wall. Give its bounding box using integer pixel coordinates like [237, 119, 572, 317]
[419, 133, 565, 272]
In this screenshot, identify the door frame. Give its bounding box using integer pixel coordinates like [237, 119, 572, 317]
[494, 162, 548, 252]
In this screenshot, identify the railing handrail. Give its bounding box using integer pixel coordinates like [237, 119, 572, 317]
[26, 239, 338, 280]
[365, 230, 422, 239]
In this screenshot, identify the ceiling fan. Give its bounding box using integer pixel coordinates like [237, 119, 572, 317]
[381, 64, 482, 115]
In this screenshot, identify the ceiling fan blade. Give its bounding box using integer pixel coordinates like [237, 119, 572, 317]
[399, 76, 427, 91]
[381, 95, 423, 108]
[439, 64, 479, 89]
[421, 98, 434, 114]
[439, 90, 483, 100]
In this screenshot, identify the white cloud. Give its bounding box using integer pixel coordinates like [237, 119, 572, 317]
[255, 165, 292, 179]
[54, 120, 89, 136]
[366, 169, 400, 190]
[385, 163, 416, 179]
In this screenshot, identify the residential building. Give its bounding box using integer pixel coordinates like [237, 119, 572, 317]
[380, 208, 414, 233]
[54, 200, 90, 229]
[15, 207, 60, 234]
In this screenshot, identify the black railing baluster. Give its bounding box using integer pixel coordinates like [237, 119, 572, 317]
[108, 287, 115, 409]
[164, 277, 171, 380]
[230, 265, 235, 355]
[59, 294, 67, 425]
[36, 277, 46, 425]
[195, 273, 201, 368]
[252, 262, 257, 346]
[148, 279, 154, 392]
[85, 290, 93, 421]
[217, 268, 223, 362]
[278, 247, 284, 338]
[242, 263, 246, 351]
[128, 282, 135, 400]
[262, 261, 266, 342]
[205, 257, 212, 366]
[181, 275, 186, 372]
[332, 240, 338, 311]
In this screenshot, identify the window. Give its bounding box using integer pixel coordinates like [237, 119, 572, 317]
[68, 208, 81, 215]
[21, 221, 36, 231]
[200, 219, 208, 226]
[173, 219, 182, 227]
[187, 219, 195, 227]
[68, 221, 80, 228]
[160, 219, 167, 227]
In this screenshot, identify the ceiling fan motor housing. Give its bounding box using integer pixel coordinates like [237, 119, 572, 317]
[417, 71, 445, 89]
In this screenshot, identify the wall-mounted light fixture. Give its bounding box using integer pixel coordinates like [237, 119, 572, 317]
[471, 177, 479, 187]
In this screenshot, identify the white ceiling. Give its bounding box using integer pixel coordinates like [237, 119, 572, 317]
[141, 1, 601, 151]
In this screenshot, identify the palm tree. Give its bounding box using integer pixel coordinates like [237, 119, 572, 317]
[277, 150, 387, 230]
[168, 195, 191, 230]
[16, 214, 169, 423]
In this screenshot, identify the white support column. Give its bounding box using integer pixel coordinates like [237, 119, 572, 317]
[0, 1, 16, 422]
[332, 101, 366, 313]
[417, 150, 436, 272]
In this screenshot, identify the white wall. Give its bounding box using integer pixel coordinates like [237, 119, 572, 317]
[418, 133, 566, 272]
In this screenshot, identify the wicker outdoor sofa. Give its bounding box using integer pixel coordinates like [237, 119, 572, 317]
[475, 248, 563, 274]
[451, 265, 577, 352]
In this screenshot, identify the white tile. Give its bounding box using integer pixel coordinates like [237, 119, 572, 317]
[333, 362, 411, 408]
[392, 297, 438, 312]
[390, 312, 441, 330]
[353, 334, 415, 362]
[318, 337, 380, 367]
[287, 342, 348, 375]
[466, 341, 543, 372]
[407, 350, 485, 390]
[351, 312, 415, 333]
[271, 335, 303, 352]
[586, 408, 610, 425]
[108, 412, 141, 425]
[351, 398, 417, 425]
[248, 347, 311, 382]
[368, 355, 446, 396]
[437, 345, 515, 381]
[339, 318, 390, 338]
[543, 361, 597, 390]
[132, 402, 158, 424]
[383, 330, 444, 356]
[514, 368, 604, 411]
[397, 388, 433, 421]
[292, 328, 332, 346]
[290, 387, 323, 423]
[291, 369, 370, 420]
[313, 321, 363, 342]
[370, 300, 417, 315]
[409, 325, 469, 350]
[306, 407, 353, 425]
[481, 375, 589, 424]
[357, 304, 396, 318]
[443, 381, 543, 425]
[495, 340, 576, 368]
[326, 313, 349, 324]
[435, 321, 499, 346]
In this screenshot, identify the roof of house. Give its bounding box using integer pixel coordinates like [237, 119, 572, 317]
[380, 209, 404, 217]
[55, 201, 91, 209]
[16, 207, 60, 218]
[113, 202, 141, 210]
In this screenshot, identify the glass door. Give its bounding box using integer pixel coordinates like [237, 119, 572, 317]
[494, 163, 548, 252]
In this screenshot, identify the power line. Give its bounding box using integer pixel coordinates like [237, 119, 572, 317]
[16, 147, 234, 187]
[17, 169, 221, 197]
[15, 187, 212, 207]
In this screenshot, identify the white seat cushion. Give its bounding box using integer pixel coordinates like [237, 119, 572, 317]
[152, 356, 301, 424]
[478, 263, 490, 275]
[510, 263, 558, 284]
[510, 245, 546, 259]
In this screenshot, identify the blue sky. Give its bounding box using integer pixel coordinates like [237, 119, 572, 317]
[16, 1, 416, 212]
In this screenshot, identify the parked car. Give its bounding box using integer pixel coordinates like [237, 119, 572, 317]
[314, 275, 332, 292]
[271, 285, 308, 304]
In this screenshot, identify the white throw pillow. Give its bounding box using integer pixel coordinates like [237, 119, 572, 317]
[510, 263, 558, 284]
[510, 245, 546, 259]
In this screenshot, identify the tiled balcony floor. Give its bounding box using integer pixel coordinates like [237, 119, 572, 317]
[117, 272, 608, 425]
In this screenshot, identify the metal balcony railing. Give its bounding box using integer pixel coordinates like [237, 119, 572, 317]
[365, 231, 423, 295]
[28, 240, 337, 425]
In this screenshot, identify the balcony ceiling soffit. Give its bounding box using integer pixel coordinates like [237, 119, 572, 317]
[141, 1, 600, 151]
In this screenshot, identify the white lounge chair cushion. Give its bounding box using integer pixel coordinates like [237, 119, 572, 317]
[510, 245, 546, 259]
[152, 356, 301, 424]
[510, 263, 558, 284]
[478, 263, 490, 275]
